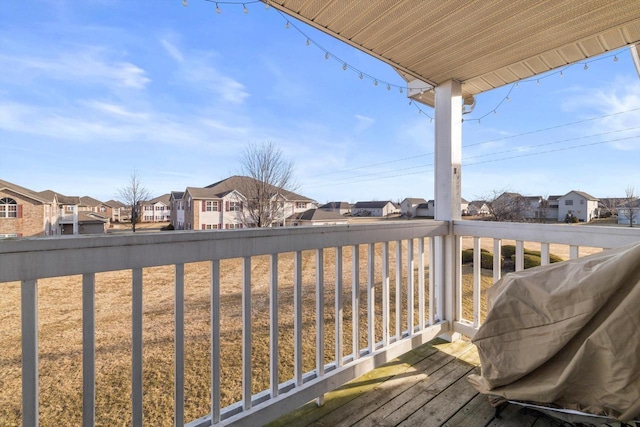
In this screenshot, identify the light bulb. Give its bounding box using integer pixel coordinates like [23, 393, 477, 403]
[515, 82, 519, 88]
[584, 63, 588, 70]
[387, 84, 391, 91]
[342, 63, 347, 71]
[325, 52, 330, 60]
[306, 39, 310, 46]
[506, 96, 510, 102]
[560, 71, 564, 78]
[374, 80, 378, 86]
[359, 73, 363, 79]
[409, 100, 412, 105]
[399, 87, 403, 94]
[285, 21, 289, 29]
[614, 55, 619, 62]
[243, 4, 248, 14]
[216, 3, 221, 13]
[493, 110, 497, 115]
[182, 0, 188, 6]
[264, 1, 270, 9]
[536, 79, 540, 86]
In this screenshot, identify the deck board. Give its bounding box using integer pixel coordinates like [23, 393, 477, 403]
[268, 339, 620, 427]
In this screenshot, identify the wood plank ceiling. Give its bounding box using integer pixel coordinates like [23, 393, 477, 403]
[267, 0, 640, 106]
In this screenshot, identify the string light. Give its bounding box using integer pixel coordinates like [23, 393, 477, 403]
[202, 0, 629, 125]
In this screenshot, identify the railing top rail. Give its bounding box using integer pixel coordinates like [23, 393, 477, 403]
[453, 220, 640, 248]
[0, 220, 448, 282]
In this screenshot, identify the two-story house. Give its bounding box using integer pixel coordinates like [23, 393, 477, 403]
[558, 190, 599, 223]
[400, 198, 427, 218]
[318, 201, 351, 216]
[0, 179, 56, 238]
[173, 176, 317, 230]
[140, 194, 171, 222]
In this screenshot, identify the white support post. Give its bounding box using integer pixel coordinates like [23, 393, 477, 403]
[82, 274, 95, 427]
[175, 264, 185, 427]
[367, 243, 375, 353]
[335, 247, 344, 367]
[434, 79, 462, 342]
[22, 279, 39, 427]
[270, 254, 279, 398]
[316, 249, 325, 406]
[211, 260, 221, 425]
[351, 245, 360, 360]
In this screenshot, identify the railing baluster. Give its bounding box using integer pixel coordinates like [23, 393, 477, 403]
[335, 247, 343, 367]
[395, 241, 402, 340]
[418, 238, 425, 331]
[381, 242, 389, 346]
[132, 268, 143, 426]
[316, 249, 325, 406]
[433, 236, 444, 324]
[82, 273, 95, 427]
[367, 243, 375, 353]
[294, 251, 303, 384]
[270, 254, 279, 398]
[21, 279, 38, 427]
[429, 238, 435, 324]
[473, 238, 481, 328]
[541, 242, 550, 266]
[211, 260, 221, 424]
[570, 245, 579, 259]
[493, 239, 502, 283]
[175, 264, 185, 427]
[352, 245, 360, 360]
[407, 239, 414, 334]
[515, 240, 524, 271]
[242, 257, 252, 410]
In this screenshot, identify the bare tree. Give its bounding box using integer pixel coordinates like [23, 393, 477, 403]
[117, 170, 151, 232]
[237, 142, 297, 228]
[482, 189, 527, 222]
[624, 186, 639, 227]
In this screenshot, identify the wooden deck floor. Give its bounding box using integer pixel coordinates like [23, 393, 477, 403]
[268, 339, 620, 427]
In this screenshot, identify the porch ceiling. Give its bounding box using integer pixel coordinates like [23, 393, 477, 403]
[267, 0, 640, 106]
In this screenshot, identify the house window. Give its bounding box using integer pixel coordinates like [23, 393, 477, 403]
[580, 199, 584, 205]
[0, 198, 18, 218]
[66, 205, 75, 212]
[226, 223, 243, 229]
[565, 200, 573, 206]
[100, 206, 107, 212]
[228, 201, 241, 212]
[205, 201, 219, 212]
[156, 206, 164, 211]
[296, 202, 307, 209]
[145, 215, 153, 221]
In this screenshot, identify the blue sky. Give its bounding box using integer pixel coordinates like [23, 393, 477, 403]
[1, 1, 639, 204]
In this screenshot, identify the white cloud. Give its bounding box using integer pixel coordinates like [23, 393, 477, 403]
[354, 114, 375, 132]
[160, 38, 184, 63]
[0, 47, 150, 89]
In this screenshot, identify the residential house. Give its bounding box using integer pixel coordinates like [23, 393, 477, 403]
[0, 179, 56, 238]
[80, 196, 112, 219]
[351, 201, 396, 217]
[522, 196, 543, 219]
[466, 200, 490, 216]
[414, 200, 435, 217]
[558, 190, 599, 222]
[39, 190, 81, 235]
[175, 176, 317, 230]
[319, 201, 351, 215]
[288, 209, 349, 226]
[140, 194, 171, 222]
[105, 199, 127, 222]
[400, 198, 426, 218]
[617, 198, 639, 226]
[169, 191, 185, 230]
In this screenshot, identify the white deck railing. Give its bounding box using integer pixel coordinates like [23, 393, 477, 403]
[452, 221, 640, 339]
[0, 221, 451, 427]
[2, 220, 639, 426]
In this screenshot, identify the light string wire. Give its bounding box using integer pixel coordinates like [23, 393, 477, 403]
[191, 0, 631, 123]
